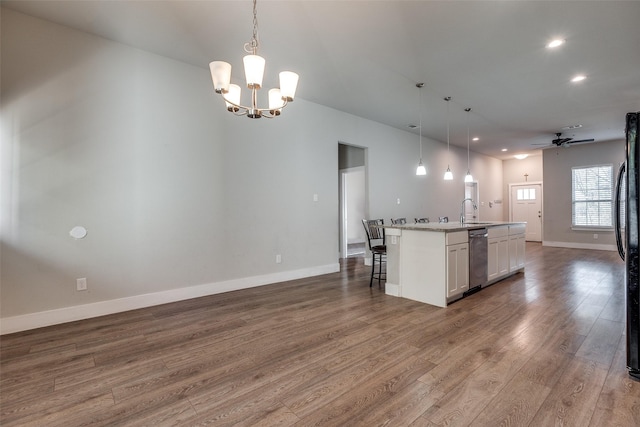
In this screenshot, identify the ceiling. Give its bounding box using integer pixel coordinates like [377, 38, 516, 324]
[3, 0, 640, 160]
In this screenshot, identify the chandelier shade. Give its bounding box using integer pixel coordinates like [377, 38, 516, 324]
[210, 61, 232, 93]
[243, 54, 265, 89]
[279, 71, 299, 101]
[209, 0, 298, 119]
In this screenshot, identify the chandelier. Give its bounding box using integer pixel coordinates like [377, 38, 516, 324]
[209, 0, 299, 119]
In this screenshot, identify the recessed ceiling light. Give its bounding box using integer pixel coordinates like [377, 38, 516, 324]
[571, 74, 587, 83]
[514, 154, 529, 160]
[562, 124, 583, 130]
[547, 39, 565, 49]
[472, 137, 479, 141]
[501, 148, 508, 152]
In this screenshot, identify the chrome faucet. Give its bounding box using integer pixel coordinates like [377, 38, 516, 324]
[460, 198, 478, 224]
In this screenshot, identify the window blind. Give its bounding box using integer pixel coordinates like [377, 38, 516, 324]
[572, 165, 613, 227]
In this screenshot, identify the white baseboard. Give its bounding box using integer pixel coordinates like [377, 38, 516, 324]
[542, 241, 617, 251]
[385, 282, 400, 297]
[0, 263, 340, 335]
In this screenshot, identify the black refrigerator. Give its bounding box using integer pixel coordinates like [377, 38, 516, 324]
[615, 112, 640, 380]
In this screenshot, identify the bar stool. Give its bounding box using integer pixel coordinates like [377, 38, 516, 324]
[362, 219, 386, 288]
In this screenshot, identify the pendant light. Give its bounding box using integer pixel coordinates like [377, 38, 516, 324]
[416, 83, 426, 176]
[464, 107, 474, 183]
[443, 96, 453, 180]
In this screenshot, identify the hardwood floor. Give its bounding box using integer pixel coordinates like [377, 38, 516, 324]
[1, 243, 639, 426]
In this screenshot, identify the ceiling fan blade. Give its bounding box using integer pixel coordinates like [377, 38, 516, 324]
[553, 138, 572, 145]
[567, 138, 595, 144]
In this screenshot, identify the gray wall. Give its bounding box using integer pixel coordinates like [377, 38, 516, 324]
[0, 9, 505, 330]
[542, 140, 624, 249]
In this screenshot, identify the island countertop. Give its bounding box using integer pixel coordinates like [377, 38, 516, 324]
[380, 221, 526, 233]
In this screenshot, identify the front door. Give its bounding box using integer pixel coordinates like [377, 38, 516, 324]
[510, 183, 542, 241]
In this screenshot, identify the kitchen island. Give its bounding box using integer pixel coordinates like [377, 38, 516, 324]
[382, 221, 526, 307]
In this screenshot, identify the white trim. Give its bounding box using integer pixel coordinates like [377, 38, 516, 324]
[0, 263, 340, 335]
[542, 241, 616, 252]
[385, 282, 401, 297]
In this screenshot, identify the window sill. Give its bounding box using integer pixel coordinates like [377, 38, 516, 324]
[571, 227, 614, 232]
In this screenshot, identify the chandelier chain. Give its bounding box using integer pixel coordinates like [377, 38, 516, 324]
[244, 0, 260, 54]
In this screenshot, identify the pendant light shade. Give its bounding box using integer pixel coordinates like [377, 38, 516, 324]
[416, 83, 426, 176]
[464, 107, 473, 183]
[417, 161, 427, 176]
[443, 96, 453, 180]
[444, 167, 453, 180]
[464, 171, 474, 182]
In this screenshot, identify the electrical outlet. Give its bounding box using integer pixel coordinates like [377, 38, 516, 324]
[276, 254, 282, 264]
[76, 277, 87, 291]
[397, 198, 401, 205]
[593, 233, 598, 239]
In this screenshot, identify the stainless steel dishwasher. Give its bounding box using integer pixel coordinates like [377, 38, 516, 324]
[468, 228, 488, 292]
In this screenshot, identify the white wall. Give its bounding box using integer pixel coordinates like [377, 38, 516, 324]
[542, 140, 624, 249]
[0, 9, 505, 332]
[502, 154, 543, 219]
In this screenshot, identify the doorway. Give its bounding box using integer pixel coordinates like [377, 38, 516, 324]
[510, 182, 542, 241]
[338, 144, 366, 259]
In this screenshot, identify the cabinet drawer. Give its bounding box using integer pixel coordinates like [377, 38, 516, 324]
[487, 226, 508, 238]
[446, 231, 468, 245]
[509, 224, 526, 235]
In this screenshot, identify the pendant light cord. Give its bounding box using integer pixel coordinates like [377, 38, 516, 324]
[419, 87, 423, 159]
[465, 107, 471, 169]
[445, 97, 451, 157]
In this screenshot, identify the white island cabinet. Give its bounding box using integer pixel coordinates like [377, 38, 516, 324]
[446, 232, 469, 300]
[385, 228, 468, 307]
[383, 221, 525, 308]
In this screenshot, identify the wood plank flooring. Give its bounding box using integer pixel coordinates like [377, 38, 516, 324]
[2, 243, 640, 426]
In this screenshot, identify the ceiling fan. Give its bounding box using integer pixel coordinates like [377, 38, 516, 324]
[534, 132, 595, 148]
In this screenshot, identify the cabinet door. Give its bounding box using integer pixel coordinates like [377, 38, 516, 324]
[509, 234, 526, 272]
[488, 238, 499, 281]
[447, 243, 469, 298]
[509, 235, 518, 271]
[497, 237, 509, 277]
[516, 234, 526, 269]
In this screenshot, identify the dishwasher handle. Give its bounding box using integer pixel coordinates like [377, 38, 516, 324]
[469, 229, 488, 238]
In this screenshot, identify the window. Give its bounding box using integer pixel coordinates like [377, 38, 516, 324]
[516, 188, 536, 200]
[572, 165, 613, 228]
